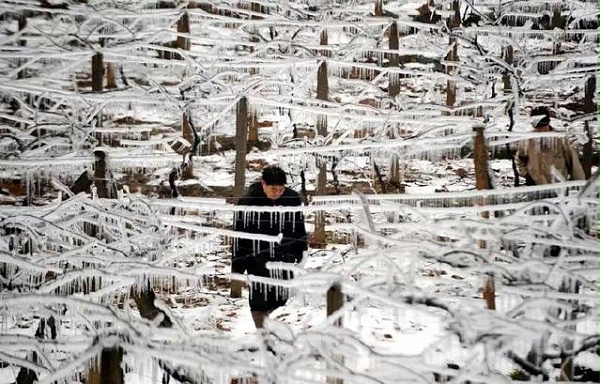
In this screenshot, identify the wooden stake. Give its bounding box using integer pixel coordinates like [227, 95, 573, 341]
[482, 275, 495, 310]
[106, 63, 117, 89]
[326, 282, 343, 384]
[313, 59, 329, 248]
[17, 12, 27, 79]
[374, 0, 383, 16]
[473, 124, 491, 192]
[176, 12, 190, 51]
[472, 124, 496, 310]
[582, 76, 596, 179]
[231, 97, 248, 297]
[445, 0, 460, 110]
[501, 45, 513, 94]
[93, 149, 109, 198]
[326, 283, 343, 326]
[182, 111, 194, 179]
[388, 21, 400, 98]
[92, 39, 104, 92]
[233, 97, 248, 200]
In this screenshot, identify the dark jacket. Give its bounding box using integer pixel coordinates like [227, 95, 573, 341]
[232, 182, 308, 311]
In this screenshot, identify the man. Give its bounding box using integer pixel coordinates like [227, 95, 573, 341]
[515, 106, 585, 186]
[515, 107, 586, 257]
[232, 166, 308, 329]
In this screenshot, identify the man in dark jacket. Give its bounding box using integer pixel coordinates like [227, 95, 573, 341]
[515, 106, 585, 186]
[514, 106, 586, 257]
[232, 166, 308, 328]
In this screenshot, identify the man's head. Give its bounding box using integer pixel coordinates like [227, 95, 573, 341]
[261, 166, 287, 200]
[530, 106, 552, 132]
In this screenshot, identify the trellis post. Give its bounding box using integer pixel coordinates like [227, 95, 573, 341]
[472, 123, 495, 310]
[230, 96, 248, 298]
[181, 111, 194, 179]
[93, 149, 109, 199]
[501, 45, 513, 94]
[388, 21, 400, 98]
[92, 42, 104, 92]
[445, 0, 460, 111]
[312, 35, 329, 247]
[326, 282, 343, 384]
[582, 76, 596, 179]
[17, 12, 27, 79]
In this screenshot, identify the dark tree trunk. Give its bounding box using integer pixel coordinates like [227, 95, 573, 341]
[91, 52, 104, 92]
[445, 0, 460, 110]
[182, 111, 194, 179]
[230, 95, 245, 303]
[313, 59, 328, 248]
[473, 124, 495, 309]
[250, 2, 263, 19]
[320, 29, 330, 58]
[176, 12, 190, 54]
[388, 21, 400, 98]
[502, 45, 513, 93]
[326, 283, 342, 326]
[473, 126, 491, 191]
[93, 149, 108, 198]
[17, 12, 27, 79]
[248, 111, 259, 143]
[326, 283, 343, 383]
[87, 347, 124, 384]
[374, 0, 383, 16]
[317, 61, 328, 105]
[582, 76, 596, 179]
[106, 63, 117, 89]
[506, 103, 520, 187]
[233, 96, 248, 200]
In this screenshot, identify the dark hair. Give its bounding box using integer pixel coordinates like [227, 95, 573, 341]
[530, 106, 551, 128]
[262, 166, 287, 186]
